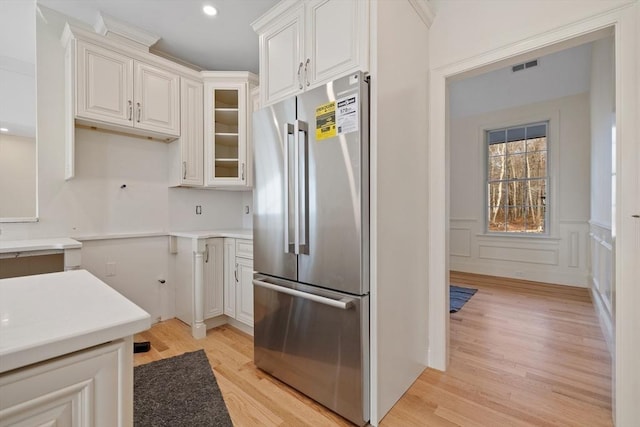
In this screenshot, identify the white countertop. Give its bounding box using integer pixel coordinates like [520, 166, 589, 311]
[170, 229, 253, 240]
[0, 270, 150, 374]
[0, 237, 82, 254]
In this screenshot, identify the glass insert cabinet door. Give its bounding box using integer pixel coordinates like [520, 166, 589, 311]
[205, 82, 247, 186]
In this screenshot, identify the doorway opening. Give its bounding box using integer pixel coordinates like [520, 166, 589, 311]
[444, 30, 616, 423]
[426, 8, 640, 420]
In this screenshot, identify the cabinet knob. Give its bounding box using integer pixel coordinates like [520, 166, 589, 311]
[136, 102, 141, 123]
[128, 100, 132, 121]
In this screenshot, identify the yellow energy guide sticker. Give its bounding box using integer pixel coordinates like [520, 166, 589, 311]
[315, 101, 336, 141]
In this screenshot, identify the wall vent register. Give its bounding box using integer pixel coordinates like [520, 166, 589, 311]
[512, 59, 539, 72]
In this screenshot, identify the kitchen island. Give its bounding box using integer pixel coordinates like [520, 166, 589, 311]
[0, 269, 150, 425]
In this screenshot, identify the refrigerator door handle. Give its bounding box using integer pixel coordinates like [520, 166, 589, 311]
[253, 279, 354, 310]
[283, 123, 295, 254]
[295, 120, 309, 255]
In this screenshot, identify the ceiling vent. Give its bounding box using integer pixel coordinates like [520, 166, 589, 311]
[512, 59, 538, 72]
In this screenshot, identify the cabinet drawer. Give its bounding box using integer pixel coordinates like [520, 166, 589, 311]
[236, 239, 253, 259]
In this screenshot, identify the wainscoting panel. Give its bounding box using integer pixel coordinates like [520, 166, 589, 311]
[450, 227, 471, 257]
[450, 218, 589, 287]
[478, 243, 559, 265]
[589, 221, 613, 353]
[569, 232, 580, 267]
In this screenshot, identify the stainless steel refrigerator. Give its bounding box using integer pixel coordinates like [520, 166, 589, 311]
[252, 71, 369, 426]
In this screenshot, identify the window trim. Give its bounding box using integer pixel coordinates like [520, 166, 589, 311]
[479, 113, 559, 239]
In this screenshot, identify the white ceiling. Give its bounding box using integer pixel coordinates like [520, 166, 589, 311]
[36, 0, 280, 73]
[449, 42, 594, 119]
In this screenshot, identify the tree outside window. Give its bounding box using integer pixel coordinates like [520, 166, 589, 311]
[487, 122, 548, 233]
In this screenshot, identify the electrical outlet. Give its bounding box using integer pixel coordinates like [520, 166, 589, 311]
[106, 262, 116, 277]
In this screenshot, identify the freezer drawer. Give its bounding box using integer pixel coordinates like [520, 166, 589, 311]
[253, 275, 369, 426]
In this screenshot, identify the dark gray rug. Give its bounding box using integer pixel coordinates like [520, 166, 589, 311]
[450, 285, 478, 313]
[134, 350, 233, 427]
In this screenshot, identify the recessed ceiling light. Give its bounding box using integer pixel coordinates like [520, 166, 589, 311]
[203, 5, 217, 16]
[0, 128, 8, 132]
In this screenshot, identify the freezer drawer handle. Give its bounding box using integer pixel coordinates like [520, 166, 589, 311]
[253, 279, 354, 310]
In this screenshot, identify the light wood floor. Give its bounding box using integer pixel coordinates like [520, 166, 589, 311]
[134, 272, 612, 426]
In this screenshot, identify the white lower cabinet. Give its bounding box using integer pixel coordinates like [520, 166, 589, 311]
[203, 239, 224, 319]
[235, 256, 254, 327]
[0, 339, 131, 427]
[173, 236, 224, 339]
[224, 238, 254, 330]
[171, 234, 252, 338]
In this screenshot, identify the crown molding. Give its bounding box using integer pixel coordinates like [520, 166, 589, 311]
[201, 70, 259, 84]
[94, 12, 160, 51]
[60, 22, 201, 80]
[408, 0, 436, 28]
[251, 0, 300, 33]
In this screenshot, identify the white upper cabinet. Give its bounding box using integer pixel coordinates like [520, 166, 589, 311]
[253, 0, 369, 106]
[170, 77, 204, 187]
[133, 62, 181, 136]
[74, 40, 180, 138]
[305, 0, 368, 86]
[61, 22, 202, 179]
[203, 72, 258, 188]
[76, 41, 134, 127]
[258, 3, 305, 104]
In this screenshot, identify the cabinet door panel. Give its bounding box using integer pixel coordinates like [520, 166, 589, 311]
[203, 238, 224, 319]
[76, 41, 133, 126]
[236, 257, 254, 327]
[306, 0, 368, 87]
[205, 82, 248, 186]
[179, 78, 204, 185]
[223, 239, 236, 317]
[134, 62, 180, 136]
[261, 5, 304, 105]
[0, 340, 127, 427]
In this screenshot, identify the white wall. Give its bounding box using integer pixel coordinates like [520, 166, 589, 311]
[450, 91, 591, 286]
[371, 0, 430, 423]
[429, 0, 633, 69]
[590, 37, 615, 227]
[0, 135, 36, 218]
[589, 36, 615, 353]
[242, 191, 253, 229]
[0, 5, 246, 322]
[0, 0, 36, 137]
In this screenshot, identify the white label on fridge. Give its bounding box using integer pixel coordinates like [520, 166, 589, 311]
[336, 94, 358, 135]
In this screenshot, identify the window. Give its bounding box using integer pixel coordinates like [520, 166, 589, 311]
[486, 122, 548, 233]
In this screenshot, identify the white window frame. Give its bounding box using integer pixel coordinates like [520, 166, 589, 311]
[481, 118, 558, 238]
